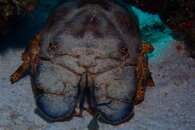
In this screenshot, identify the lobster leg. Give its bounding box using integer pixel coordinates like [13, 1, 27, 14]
[134, 43, 155, 104]
[10, 34, 40, 83]
[146, 72, 155, 87]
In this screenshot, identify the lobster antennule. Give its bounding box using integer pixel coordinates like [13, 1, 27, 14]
[10, 34, 40, 84]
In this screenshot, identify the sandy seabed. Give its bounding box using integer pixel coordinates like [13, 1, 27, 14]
[0, 39, 194, 130]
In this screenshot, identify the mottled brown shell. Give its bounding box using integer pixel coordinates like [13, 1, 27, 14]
[11, 0, 154, 125]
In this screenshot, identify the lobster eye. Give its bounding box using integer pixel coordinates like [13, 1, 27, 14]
[48, 41, 58, 52]
[119, 47, 129, 56]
